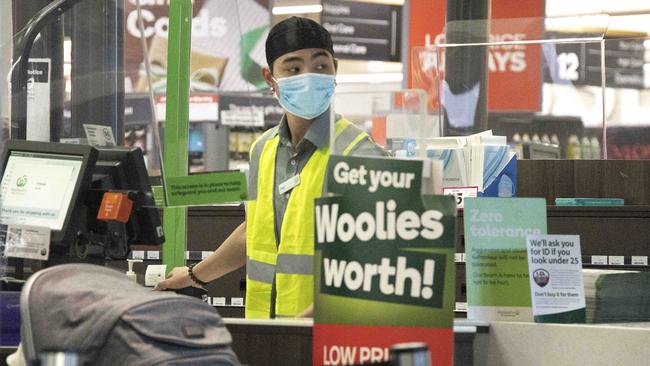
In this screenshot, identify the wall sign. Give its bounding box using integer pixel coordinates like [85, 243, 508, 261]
[544, 34, 645, 89]
[218, 94, 283, 128]
[322, 0, 401, 62]
[156, 94, 219, 122]
[26, 58, 51, 141]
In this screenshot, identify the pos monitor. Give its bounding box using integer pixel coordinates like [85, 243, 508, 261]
[0, 140, 97, 246]
[0, 140, 164, 261]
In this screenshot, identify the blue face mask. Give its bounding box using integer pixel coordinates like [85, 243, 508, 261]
[274, 73, 336, 120]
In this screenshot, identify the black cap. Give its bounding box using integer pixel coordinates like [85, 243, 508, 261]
[265, 16, 334, 69]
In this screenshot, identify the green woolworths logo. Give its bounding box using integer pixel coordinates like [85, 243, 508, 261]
[16, 175, 28, 187]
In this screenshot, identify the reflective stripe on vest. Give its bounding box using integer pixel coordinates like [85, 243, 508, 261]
[245, 118, 368, 318]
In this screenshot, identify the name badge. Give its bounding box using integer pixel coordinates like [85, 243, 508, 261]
[279, 175, 301, 195]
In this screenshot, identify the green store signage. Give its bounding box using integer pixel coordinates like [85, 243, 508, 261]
[165, 171, 247, 207]
[313, 155, 456, 366]
[463, 197, 547, 321]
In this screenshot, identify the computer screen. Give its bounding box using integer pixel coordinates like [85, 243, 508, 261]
[0, 151, 82, 230]
[91, 146, 164, 247]
[0, 141, 97, 245]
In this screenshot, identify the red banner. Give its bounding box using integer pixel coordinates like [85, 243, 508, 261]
[313, 324, 453, 366]
[409, 0, 545, 112]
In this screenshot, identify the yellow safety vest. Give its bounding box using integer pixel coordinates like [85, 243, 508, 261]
[245, 118, 370, 318]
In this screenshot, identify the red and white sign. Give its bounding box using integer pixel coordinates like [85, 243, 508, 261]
[409, 0, 545, 112]
[314, 324, 453, 366]
[155, 94, 219, 122]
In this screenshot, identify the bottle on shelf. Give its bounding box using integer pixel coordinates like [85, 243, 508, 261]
[541, 134, 551, 144]
[532, 133, 541, 144]
[590, 136, 601, 159]
[511, 132, 524, 159]
[550, 133, 560, 146]
[581, 136, 592, 160]
[567, 134, 581, 159]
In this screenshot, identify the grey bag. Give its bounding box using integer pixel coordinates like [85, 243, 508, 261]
[20, 263, 240, 365]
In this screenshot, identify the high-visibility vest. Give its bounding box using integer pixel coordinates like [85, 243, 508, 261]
[245, 118, 370, 318]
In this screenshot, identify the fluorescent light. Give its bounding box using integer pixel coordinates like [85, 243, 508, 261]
[336, 73, 403, 84]
[272, 5, 323, 15]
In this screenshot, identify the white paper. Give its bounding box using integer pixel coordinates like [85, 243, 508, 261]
[26, 59, 51, 141]
[145, 264, 167, 287]
[526, 234, 585, 318]
[3, 224, 51, 261]
[443, 186, 478, 209]
[83, 124, 117, 147]
[426, 147, 469, 187]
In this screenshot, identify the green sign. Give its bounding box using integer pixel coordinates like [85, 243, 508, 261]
[165, 171, 247, 207]
[326, 155, 423, 200]
[314, 156, 456, 366]
[463, 197, 547, 321]
[320, 246, 447, 308]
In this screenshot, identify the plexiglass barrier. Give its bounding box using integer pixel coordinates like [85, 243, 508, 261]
[0, 0, 273, 276]
[412, 16, 650, 160]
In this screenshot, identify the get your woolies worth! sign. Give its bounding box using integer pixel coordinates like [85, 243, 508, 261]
[313, 155, 456, 366]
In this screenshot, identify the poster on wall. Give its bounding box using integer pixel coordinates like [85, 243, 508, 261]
[543, 34, 646, 90]
[463, 197, 547, 321]
[321, 0, 401, 62]
[409, 0, 545, 112]
[313, 155, 456, 366]
[124, 0, 270, 94]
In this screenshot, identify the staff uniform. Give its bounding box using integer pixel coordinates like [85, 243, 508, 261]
[245, 111, 386, 318]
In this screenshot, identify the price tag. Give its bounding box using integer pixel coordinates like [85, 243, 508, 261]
[591, 255, 608, 265]
[455, 302, 468, 312]
[454, 253, 464, 263]
[146, 251, 160, 260]
[608, 256, 624, 266]
[4, 225, 51, 261]
[131, 250, 145, 260]
[202, 251, 212, 260]
[631, 256, 648, 266]
[213, 297, 227, 306]
[231, 297, 244, 307]
[443, 186, 478, 209]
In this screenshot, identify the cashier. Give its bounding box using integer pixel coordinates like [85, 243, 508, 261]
[155, 17, 385, 318]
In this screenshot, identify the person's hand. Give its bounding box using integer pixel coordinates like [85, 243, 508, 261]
[153, 266, 196, 291]
[296, 304, 313, 318]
